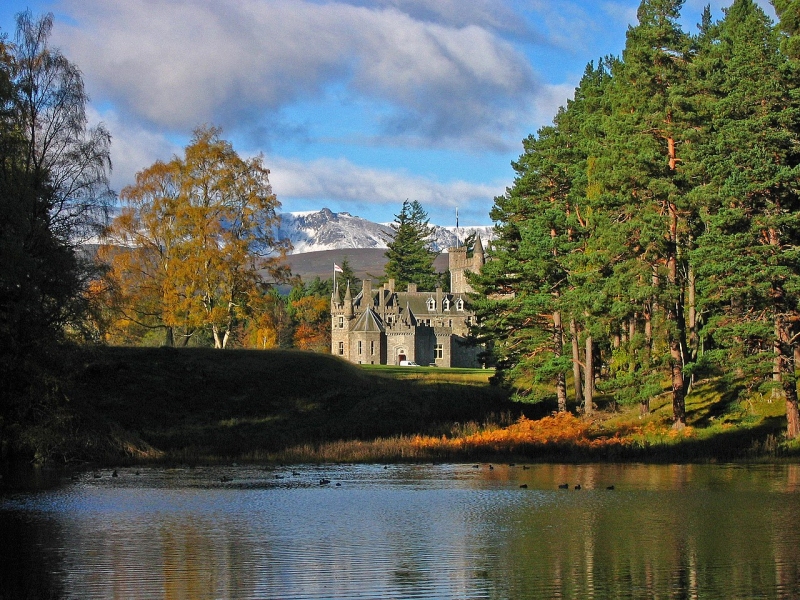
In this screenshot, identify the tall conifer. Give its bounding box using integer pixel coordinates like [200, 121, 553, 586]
[692, 0, 800, 438]
[383, 200, 438, 291]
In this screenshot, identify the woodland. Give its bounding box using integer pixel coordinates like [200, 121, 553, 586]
[470, 0, 800, 440]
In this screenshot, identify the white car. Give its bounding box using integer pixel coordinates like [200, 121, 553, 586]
[399, 360, 419, 366]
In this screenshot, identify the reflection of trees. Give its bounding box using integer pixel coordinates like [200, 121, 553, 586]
[486, 464, 800, 598]
[7, 465, 800, 598]
[0, 513, 65, 599]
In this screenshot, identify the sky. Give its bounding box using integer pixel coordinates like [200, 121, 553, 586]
[0, 0, 777, 226]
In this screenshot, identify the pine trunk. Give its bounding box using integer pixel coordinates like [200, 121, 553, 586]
[553, 310, 567, 413]
[777, 314, 800, 439]
[584, 334, 593, 417]
[688, 265, 698, 362]
[668, 201, 687, 429]
[570, 318, 583, 403]
[164, 326, 174, 347]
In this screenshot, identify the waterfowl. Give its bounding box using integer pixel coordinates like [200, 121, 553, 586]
[319, 478, 331, 485]
[606, 485, 615, 490]
[558, 483, 569, 489]
[112, 470, 118, 478]
[519, 484, 528, 489]
[574, 484, 581, 490]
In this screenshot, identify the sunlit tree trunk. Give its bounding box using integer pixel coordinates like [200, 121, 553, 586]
[571, 318, 583, 404]
[553, 310, 567, 412]
[584, 334, 593, 417]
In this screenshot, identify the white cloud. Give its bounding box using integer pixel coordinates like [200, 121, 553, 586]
[54, 0, 540, 149]
[86, 106, 181, 194]
[268, 155, 502, 217]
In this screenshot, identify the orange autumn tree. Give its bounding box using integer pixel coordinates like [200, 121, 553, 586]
[291, 295, 331, 351]
[101, 127, 290, 348]
[99, 159, 186, 345]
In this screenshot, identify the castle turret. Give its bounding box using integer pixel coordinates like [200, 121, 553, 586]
[473, 235, 485, 267]
[344, 281, 353, 319]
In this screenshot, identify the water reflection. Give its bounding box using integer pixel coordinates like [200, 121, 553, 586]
[2, 463, 800, 599]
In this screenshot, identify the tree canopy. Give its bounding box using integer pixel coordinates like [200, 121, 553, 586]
[383, 200, 438, 291]
[0, 12, 112, 460]
[472, 0, 800, 439]
[101, 127, 291, 349]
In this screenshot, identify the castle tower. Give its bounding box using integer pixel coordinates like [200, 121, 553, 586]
[331, 281, 355, 359]
[449, 234, 485, 294]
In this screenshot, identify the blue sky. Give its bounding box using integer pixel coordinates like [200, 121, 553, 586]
[0, 0, 776, 226]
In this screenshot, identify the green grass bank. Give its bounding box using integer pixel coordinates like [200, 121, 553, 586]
[63, 347, 515, 464]
[32, 346, 800, 465]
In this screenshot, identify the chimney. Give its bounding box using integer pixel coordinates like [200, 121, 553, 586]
[362, 278, 372, 306]
[407, 283, 417, 293]
[436, 287, 442, 313]
[387, 278, 395, 293]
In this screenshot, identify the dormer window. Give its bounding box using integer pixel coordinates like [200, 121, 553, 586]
[443, 297, 450, 311]
[455, 297, 464, 311]
[427, 297, 436, 311]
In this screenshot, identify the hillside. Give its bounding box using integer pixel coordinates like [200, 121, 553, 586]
[45, 347, 800, 465]
[284, 248, 450, 284]
[67, 347, 514, 462]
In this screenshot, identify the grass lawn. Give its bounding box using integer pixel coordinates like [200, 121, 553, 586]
[60, 346, 800, 465]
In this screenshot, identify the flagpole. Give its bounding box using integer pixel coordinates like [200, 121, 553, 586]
[333, 263, 337, 299]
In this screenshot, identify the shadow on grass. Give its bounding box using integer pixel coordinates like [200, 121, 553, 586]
[688, 380, 745, 428]
[69, 346, 518, 463]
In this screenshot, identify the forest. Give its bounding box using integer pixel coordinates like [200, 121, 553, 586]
[470, 0, 800, 439]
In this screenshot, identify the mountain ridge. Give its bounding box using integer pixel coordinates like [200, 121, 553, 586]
[277, 208, 493, 255]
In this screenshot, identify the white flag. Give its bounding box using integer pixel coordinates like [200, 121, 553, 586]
[334, 263, 344, 273]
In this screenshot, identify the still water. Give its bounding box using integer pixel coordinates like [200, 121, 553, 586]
[2, 463, 800, 599]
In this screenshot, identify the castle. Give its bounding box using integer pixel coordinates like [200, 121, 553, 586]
[331, 237, 485, 367]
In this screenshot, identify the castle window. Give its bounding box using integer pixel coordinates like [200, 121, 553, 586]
[358, 341, 362, 355]
[370, 340, 375, 355]
[338, 341, 344, 355]
[443, 297, 450, 311]
[434, 344, 443, 359]
[427, 297, 436, 311]
[456, 297, 464, 311]
[338, 316, 344, 328]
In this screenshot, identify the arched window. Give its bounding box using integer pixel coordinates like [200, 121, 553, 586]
[455, 297, 464, 311]
[427, 297, 436, 311]
[443, 297, 450, 311]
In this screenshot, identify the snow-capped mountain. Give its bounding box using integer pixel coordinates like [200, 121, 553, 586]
[277, 208, 494, 255]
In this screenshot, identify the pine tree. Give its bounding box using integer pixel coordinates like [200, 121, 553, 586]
[599, 0, 695, 427]
[692, 0, 800, 438]
[383, 200, 438, 291]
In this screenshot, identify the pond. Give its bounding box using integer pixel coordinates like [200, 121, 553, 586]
[2, 463, 800, 599]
